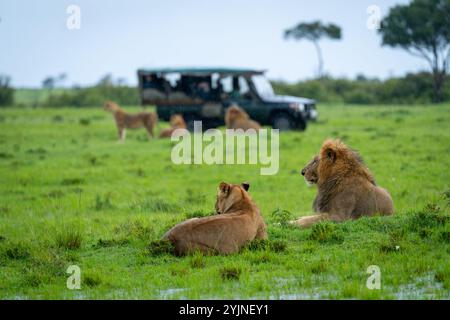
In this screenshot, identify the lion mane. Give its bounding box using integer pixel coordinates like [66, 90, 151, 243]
[292, 139, 394, 228]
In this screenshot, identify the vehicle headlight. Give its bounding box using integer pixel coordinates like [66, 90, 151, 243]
[289, 103, 304, 112]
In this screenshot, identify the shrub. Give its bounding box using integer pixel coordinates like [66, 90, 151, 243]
[41, 84, 139, 108]
[271, 72, 450, 104]
[308, 222, 344, 243]
[0, 75, 14, 107]
[1, 242, 30, 260]
[147, 240, 174, 256]
[271, 208, 294, 227]
[84, 272, 102, 287]
[408, 210, 449, 232]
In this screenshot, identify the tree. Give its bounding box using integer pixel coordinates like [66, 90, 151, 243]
[97, 74, 114, 87]
[379, 0, 450, 102]
[42, 76, 55, 89]
[284, 21, 342, 77]
[0, 75, 14, 106]
[42, 73, 68, 89]
[57, 73, 68, 86]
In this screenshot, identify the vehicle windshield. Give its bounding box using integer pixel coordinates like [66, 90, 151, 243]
[251, 75, 274, 97]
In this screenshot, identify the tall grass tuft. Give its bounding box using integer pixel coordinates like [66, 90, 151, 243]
[147, 240, 174, 256]
[271, 208, 294, 226]
[309, 222, 344, 244]
[189, 252, 206, 268]
[55, 226, 83, 250]
[219, 265, 242, 281]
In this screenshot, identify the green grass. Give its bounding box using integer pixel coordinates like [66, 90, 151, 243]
[0, 104, 449, 299]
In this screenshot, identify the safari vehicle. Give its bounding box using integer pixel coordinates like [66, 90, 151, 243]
[137, 67, 317, 131]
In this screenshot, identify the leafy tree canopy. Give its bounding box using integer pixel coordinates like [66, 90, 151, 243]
[284, 21, 341, 42]
[379, 0, 450, 102]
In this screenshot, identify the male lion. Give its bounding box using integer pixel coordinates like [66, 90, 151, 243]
[103, 101, 158, 142]
[300, 155, 321, 213]
[292, 139, 394, 228]
[159, 114, 187, 138]
[301, 155, 320, 187]
[225, 105, 261, 131]
[163, 182, 267, 255]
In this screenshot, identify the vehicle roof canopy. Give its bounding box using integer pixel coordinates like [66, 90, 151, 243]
[137, 67, 265, 77]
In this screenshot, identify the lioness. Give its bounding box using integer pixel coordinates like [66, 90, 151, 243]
[163, 182, 267, 255]
[159, 114, 187, 138]
[103, 101, 158, 142]
[292, 139, 394, 228]
[225, 105, 261, 131]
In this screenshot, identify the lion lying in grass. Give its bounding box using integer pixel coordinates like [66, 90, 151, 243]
[159, 114, 187, 138]
[225, 105, 261, 131]
[103, 101, 158, 142]
[163, 182, 267, 255]
[292, 139, 394, 228]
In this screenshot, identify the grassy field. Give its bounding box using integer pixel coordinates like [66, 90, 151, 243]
[0, 104, 449, 299]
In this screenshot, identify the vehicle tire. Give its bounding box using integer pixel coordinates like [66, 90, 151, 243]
[297, 116, 307, 131]
[271, 113, 295, 131]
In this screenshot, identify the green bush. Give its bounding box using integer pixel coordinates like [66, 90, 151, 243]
[308, 221, 344, 243]
[147, 240, 174, 256]
[10, 71, 450, 107]
[272, 72, 450, 104]
[0, 75, 14, 107]
[41, 84, 139, 108]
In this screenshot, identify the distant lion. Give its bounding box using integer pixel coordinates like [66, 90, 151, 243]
[163, 182, 267, 255]
[159, 114, 187, 138]
[225, 105, 261, 131]
[103, 101, 158, 142]
[292, 139, 394, 228]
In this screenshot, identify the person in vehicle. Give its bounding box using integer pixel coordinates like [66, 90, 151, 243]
[142, 75, 166, 100]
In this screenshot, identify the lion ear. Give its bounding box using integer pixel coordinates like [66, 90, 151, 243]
[325, 148, 336, 162]
[219, 182, 231, 194]
[241, 182, 250, 191]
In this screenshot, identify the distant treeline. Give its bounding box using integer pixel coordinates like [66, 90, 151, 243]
[41, 84, 140, 107]
[3, 71, 450, 108]
[272, 72, 450, 105]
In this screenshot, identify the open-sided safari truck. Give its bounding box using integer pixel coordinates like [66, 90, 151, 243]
[137, 67, 317, 131]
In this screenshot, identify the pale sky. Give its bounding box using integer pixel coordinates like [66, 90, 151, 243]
[0, 0, 428, 87]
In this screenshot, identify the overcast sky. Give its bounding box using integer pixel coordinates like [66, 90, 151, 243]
[0, 0, 428, 87]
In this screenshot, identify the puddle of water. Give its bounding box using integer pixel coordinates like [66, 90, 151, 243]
[159, 288, 187, 299]
[392, 273, 446, 299]
[4, 295, 29, 300]
[246, 276, 337, 300]
[8, 273, 447, 299]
